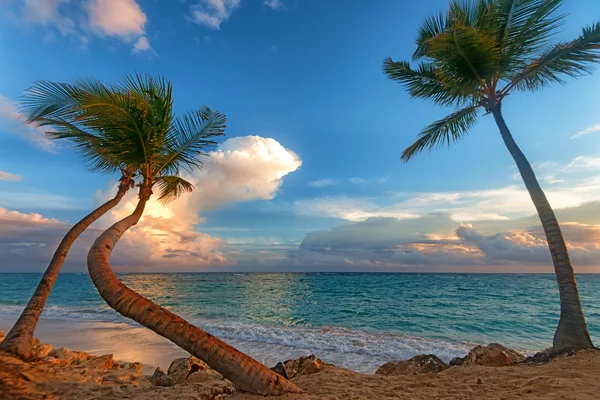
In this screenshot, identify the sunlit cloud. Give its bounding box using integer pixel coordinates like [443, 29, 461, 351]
[0, 171, 22, 182]
[0, 0, 151, 52]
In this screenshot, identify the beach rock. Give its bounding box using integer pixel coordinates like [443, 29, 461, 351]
[449, 357, 464, 366]
[81, 354, 115, 370]
[30, 343, 53, 360]
[0, 330, 5, 343]
[187, 369, 224, 383]
[122, 362, 143, 375]
[271, 361, 289, 379]
[462, 343, 525, 367]
[167, 356, 209, 384]
[48, 347, 90, 365]
[375, 355, 448, 376]
[284, 355, 325, 379]
[149, 367, 173, 386]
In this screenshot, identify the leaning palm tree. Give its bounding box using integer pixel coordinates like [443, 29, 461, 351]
[383, 0, 599, 352]
[0, 80, 141, 359]
[76, 74, 301, 395]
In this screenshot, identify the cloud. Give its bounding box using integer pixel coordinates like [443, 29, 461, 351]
[571, 124, 600, 139]
[189, 0, 241, 29]
[295, 153, 600, 223]
[264, 0, 284, 10]
[349, 177, 366, 184]
[288, 211, 600, 272]
[308, 178, 339, 188]
[0, 171, 22, 181]
[0, 94, 56, 152]
[95, 135, 302, 269]
[132, 36, 150, 52]
[86, 0, 146, 39]
[0, 135, 301, 272]
[0, 0, 150, 52]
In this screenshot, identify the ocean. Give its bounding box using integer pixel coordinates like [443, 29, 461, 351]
[1, 273, 599, 372]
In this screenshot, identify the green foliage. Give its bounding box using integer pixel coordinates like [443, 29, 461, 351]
[384, 0, 600, 161]
[21, 74, 226, 202]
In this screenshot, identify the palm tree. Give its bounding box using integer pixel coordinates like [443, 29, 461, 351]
[77, 74, 302, 395]
[383, 0, 599, 352]
[0, 79, 141, 359]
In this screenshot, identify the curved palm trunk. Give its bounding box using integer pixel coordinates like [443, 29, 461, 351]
[86, 190, 303, 396]
[492, 105, 593, 352]
[0, 177, 132, 359]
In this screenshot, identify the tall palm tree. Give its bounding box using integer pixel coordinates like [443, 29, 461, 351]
[383, 0, 600, 352]
[0, 79, 141, 359]
[75, 75, 302, 395]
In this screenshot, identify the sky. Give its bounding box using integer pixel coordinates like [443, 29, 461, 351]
[0, 0, 599, 273]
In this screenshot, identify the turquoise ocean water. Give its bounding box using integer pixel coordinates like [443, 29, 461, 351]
[0, 273, 598, 372]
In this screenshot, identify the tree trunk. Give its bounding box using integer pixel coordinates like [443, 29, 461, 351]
[491, 105, 593, 352]
[86, 189, 303, 395]
[0, 177, 133, 359]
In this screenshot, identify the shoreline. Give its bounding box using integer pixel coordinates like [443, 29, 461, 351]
[0, 316, 498, 374]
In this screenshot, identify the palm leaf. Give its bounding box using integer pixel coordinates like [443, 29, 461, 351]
[401, 105, 480, 162]
[154, 175, 194, 204]
[383, 59, 476, 106]
[157, 106, 226, 176]
[506, 22, 600, 92]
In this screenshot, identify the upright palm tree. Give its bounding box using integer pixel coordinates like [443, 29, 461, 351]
[0, 79, 141, 359]
[76, 75, 302, 395]
[383, 0, 599, 351]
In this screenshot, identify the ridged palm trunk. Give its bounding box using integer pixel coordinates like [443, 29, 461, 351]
[86, 188, 303, 396]
[0, 177, 133, 359]
[492, 105, 593, 352]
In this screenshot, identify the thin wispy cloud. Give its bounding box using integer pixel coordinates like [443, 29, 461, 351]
[189, 0, 241, 29]
[0, 94, 56, 152]
[264, 0, 284, 10]
[308, 179, 340, 188]
[571, 124, 600, 139]
[0, 171, 22, 182]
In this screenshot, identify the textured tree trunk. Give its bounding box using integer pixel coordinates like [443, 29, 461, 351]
[0, 177, 133, 359]
[492, 105, 593, 352]
[86, 188, 303, 395]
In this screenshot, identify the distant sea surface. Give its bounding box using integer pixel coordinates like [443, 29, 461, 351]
[1, 273, 599, 372]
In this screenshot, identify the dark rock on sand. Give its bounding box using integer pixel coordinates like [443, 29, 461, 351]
[449, 357, 464, 366]
[462, 343, 525, 367]
[150, 356, 211, 386]
[271, 361, 289, 379]
[283, 355, 326, 379]
[376, 355, 448, 376]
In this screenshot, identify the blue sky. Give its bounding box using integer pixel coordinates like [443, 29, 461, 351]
[1, 0, 599, 272]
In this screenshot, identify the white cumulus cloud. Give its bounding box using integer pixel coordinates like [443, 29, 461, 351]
[0, 94, 56, 152]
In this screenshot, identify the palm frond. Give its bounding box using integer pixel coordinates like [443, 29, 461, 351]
[154, 175, 194, 204]
[428, 23, 501, 87]
[383, 59, 476, 106]
[401, 105, 480, 162]
[414, 11, 448, 60]
[157, 106, 226, 176]
[494, 0, 565, 71]
[506, 22, 600, 92]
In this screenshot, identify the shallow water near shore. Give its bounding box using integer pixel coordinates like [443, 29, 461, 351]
[1, 273, 599, 372]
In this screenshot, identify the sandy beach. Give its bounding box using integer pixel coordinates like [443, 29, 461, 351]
[2, 316, 600, 399]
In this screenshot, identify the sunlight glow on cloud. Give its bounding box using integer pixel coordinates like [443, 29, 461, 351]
[189, 0, 241, 29]
[0, 0, 151, 52]
[98, 135, 302, 268]
[0, 171, 22, 182]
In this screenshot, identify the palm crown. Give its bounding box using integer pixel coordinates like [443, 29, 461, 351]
[383, 0, 600, 161]
[21, 74, 226, 202]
